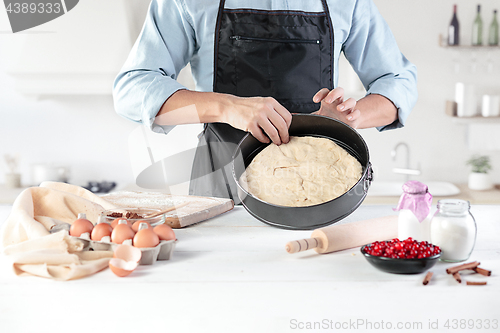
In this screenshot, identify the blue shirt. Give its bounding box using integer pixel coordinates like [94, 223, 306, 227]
[113, 0, 417, 133]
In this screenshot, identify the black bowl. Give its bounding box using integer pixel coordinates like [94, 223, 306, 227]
[232, 114, 373, 230]
[360, 245, 441, 274]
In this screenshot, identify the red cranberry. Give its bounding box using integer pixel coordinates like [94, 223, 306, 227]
[364, 237, 441, 259]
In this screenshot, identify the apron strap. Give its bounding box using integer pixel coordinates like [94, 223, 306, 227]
[320, 0, 335, 80]
[213, 0, 227, 89]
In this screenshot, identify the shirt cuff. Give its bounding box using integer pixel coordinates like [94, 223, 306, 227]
[141, 75, 187, 135]
[367, 80, 414, 132]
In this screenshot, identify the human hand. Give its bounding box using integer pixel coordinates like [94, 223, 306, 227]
[312, 87, 361, 128]
[222, 95, 292, 145]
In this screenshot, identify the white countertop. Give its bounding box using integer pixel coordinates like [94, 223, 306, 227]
[0, 203, 499, 333]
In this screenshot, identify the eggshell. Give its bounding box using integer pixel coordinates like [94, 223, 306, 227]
[91, 222, 113, 241]
[111, 223, 136, 244]
[111, 218, 132, 229]
[114, 244, 142, 263]
[132, 220, 152, 232]
[133, 225, 160, 248]
[153, 223, 176, 241]
[109, 258, 138, 277]
[70, 217, 94, 237]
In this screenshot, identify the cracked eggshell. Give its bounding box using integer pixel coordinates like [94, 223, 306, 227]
[114, 244, 142, 263]
[109, 245, 142, 277]
[109, 258, 138, 277]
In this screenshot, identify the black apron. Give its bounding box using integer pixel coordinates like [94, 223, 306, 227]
[189, 0, 334, 203]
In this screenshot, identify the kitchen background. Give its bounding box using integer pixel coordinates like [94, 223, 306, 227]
[0, 0, 499, 201]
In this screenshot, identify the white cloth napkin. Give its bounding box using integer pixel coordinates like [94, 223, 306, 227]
[1, 182, 117, 280]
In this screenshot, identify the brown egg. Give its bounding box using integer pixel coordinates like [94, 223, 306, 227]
[69, 213, 94, 237]
[132, 220, 151, 232]
[133, 223, 160, 248]
[91, 222, 113, 241]
[111, 218, 132, 229]
[111, 221, 136, 244]
[153, 223, 176, 241]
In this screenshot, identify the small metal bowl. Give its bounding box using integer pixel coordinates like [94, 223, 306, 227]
[101, 208, 166, 227]
[360, 245, 441, 274]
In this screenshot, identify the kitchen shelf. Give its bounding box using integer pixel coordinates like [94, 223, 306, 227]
[440, 45, 500, 50]
[438, 35, 500, 50]
[448, 115, 500, 124]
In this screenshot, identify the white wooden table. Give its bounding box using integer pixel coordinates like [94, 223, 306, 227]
[0, 204, 499, 333]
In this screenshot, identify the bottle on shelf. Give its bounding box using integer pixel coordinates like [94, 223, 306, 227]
[448, 4, 460, 46]
[489, 10, 499, 46]
[472, 4, 483, 46]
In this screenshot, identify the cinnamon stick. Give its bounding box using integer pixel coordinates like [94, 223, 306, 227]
[452, 272, 462, 283]
[422, 271, 433, 285]
[466, 281, 487, 286]
[446, 261, 480, 274]
[473, 267, 492, 277]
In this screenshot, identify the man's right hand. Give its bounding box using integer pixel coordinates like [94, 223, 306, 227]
[157, 90, 292, 145]
[220, 95, 292, 145]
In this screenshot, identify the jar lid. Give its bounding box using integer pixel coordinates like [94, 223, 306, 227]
[402, 180, 428, 194]
[437, 199, 470, 213]
[394, 181, 433, 222]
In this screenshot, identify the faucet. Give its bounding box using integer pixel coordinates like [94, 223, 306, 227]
[391, 142, 421, 182]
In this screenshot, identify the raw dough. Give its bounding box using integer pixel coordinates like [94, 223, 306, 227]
[240, 136, 362, 207]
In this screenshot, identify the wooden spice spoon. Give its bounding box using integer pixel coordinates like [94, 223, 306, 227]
[143, 202, 189, 218]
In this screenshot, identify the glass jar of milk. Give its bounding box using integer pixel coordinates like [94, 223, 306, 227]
[430, 199, 477, 262]
[394, 181, 433, 242]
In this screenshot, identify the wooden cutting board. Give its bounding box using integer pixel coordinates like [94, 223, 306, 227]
[101, 191, 234, 228]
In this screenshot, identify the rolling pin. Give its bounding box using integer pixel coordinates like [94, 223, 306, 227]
[285, 215, 398, 254]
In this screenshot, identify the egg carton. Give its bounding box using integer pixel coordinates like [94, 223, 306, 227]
[73, 235, 177, 265]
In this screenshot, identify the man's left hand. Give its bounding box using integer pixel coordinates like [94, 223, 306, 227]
[312, 87, 360, 128]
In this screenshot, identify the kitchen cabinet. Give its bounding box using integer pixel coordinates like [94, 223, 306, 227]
[0, 0, 149, 95]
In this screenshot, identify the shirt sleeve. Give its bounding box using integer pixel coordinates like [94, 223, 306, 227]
[342, 0, 418, 131]
[112, 0, 196, 134]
